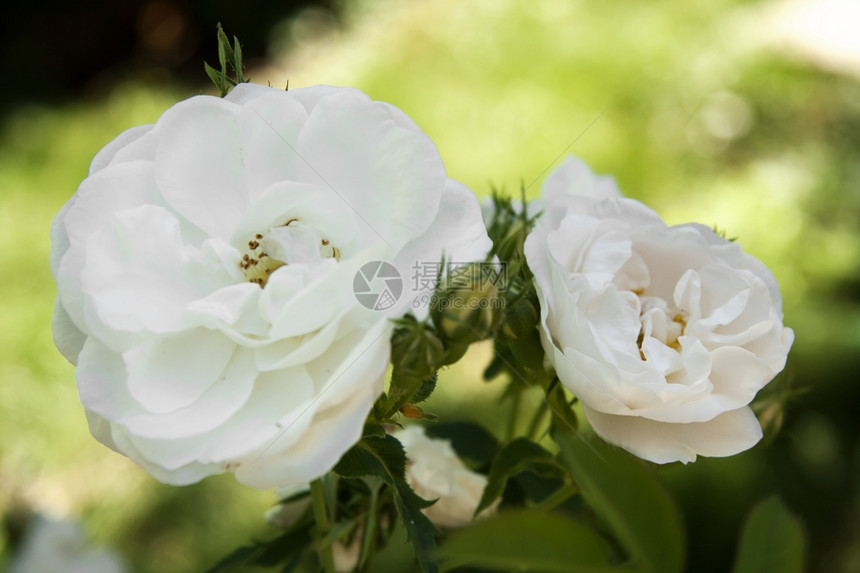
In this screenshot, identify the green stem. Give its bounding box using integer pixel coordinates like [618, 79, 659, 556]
[505, 388, 522, 441]
[311, 478, 336, 573]
[546, 381, 578, 433]
[358, 484, 380, 571]
[533, 483, 578, 512]
[525, 399, 549, 441]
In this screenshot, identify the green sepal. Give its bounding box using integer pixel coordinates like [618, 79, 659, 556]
[430, 262, 503, 349]
[500, 290, 540, 341]
[383, 315, 444, 417]
[232, 37, 244, 83]
[506, 328, 546, 373]
[485, 187, 539, 272]
[205, 23, 247, 96]
[411, 372, 438, 404]
[439, 341, 469, 367]
[203, 62, 227, 97]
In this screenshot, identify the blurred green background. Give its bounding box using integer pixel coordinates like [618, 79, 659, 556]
[2, 0, 859, 571]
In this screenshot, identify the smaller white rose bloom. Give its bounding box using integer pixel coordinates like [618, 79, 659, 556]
[9, 516, 127, 573]
[524, 156, 794, 464]
[394, 425, 497, 528]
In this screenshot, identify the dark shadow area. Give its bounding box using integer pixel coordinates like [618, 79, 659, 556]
[0, 0, 340, 120]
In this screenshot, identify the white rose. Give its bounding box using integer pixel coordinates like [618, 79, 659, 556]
[524, 157, 794, 464]
[51, 83, 490, 489]
[394, 425, 497, 528]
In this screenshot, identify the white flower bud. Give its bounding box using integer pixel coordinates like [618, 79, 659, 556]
[394, 425, 498, 528]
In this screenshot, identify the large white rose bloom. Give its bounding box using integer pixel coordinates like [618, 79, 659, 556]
[50, 83, 490, 488]
[525, 157, 794, 464]
[395, 425, 497, 528]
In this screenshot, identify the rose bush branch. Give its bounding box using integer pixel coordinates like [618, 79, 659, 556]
[310, 479, 336, 573]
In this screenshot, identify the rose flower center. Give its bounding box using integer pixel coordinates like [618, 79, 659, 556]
[240, 217, 340, 288]
[635, 293, 687, 361]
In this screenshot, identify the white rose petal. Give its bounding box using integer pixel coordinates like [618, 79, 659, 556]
[394, 425, 498, 528]
[51, 83, 491, 489]
[542, 156, 623, 201]
[524, 156, 793, 464]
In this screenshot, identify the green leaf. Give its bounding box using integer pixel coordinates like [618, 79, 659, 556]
[280, 551, 307, 573]
[425, 421, 500, 466]
[205, 526, 312, 572]
[555, 431, 685, 573]
[334, 435, 439, 573]
[335, 435, 405, 482]
[363, 420, 388, 438]
[515, 472, 568, 506]
[368, 521, 417, 573]
[477, 437, 564, 515]
[732, 496, 806, 573]
[438, 510, 626, 573]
